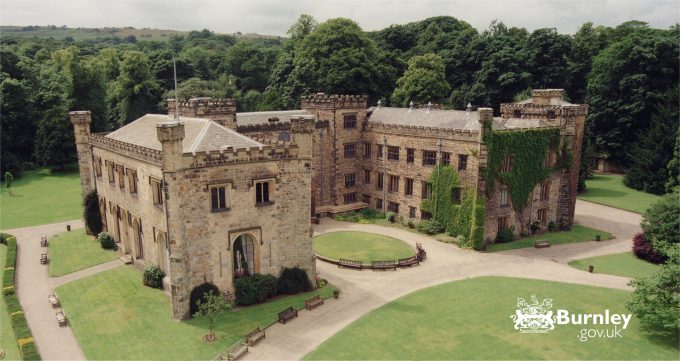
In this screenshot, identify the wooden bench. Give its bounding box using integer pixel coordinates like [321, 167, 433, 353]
[534, 240, 550, 248]
[305, 295, 324, 310]
[48, 293, 60, 308]
[338, 258, 363, 270]
[371, 260, 397, 271]
[398, 256, 420, 267]
[40, 236, 48, 247]
[245, 327, 265, 346]
[55, 310, 67, 327]
[416, 243, 426, 261]
[278, 307, 298, 324]
[40, 253, 48, 265]
[225, 342, 248, 361]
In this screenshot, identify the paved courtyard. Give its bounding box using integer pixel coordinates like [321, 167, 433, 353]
[6, 199, 641, 360]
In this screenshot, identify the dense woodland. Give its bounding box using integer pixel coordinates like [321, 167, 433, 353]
[1, 15, 678, 195]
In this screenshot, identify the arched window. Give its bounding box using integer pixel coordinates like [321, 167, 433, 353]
[233, 235, 255, 278]
[133, 219, 143, 259]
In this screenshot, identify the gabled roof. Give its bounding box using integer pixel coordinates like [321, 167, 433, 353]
[105, 114, 262, 153]
[236, 110, 312, 126]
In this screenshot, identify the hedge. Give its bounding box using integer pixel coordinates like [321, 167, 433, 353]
[2, 234, 42, 360]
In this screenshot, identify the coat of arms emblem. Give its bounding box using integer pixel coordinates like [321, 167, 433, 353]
[510, 294, 556, 333]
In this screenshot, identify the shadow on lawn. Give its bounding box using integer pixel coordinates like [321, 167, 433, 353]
[580, 187, 628, 199]
[641, 325, 680, 352]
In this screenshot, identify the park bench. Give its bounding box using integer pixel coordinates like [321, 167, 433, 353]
[398, 256, 420, 267]
[40, 236, 48, 247]
[304, 295, 324, 310]
[371, 260, 397, 271]
[534, 240, 550, 248]
[278, 307, 298, 324]
[224, 342, 248, 361]
[338, 258, 363, 270]
[55, 310, 67, 327]
[48, 293, 60, 308]
[416, 243, 426, 261]
[245, 326, 265, 346]
[40, 253, 48, 265]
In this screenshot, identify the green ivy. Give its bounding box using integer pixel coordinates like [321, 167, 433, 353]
[484, 128, 564, 212]
[421, 165, 461, 227]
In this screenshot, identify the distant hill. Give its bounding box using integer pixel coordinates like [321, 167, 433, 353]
[0, 25, 282, 41]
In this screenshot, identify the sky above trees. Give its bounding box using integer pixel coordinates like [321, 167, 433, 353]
[2, 0, 678, 35]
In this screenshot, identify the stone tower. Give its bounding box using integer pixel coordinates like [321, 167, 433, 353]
[167, 98, 236, 130]
[69, 111, 94, 200]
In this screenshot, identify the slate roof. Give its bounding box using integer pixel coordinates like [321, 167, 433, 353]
[236, 110, 312, 126]
[105, 114, 262, 153]
[367, 107, 508, 130]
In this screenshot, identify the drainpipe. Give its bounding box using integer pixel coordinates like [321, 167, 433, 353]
[319, 130, 324, 207]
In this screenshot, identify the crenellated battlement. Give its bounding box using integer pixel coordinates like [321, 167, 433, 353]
[301, 93, 368, 110]
[365, 122, 480, 142]
[500, 102, 588, 119]
[168, 97, 237, 129]
[90, 133, 163, 164]
[184, 143, 299, 168]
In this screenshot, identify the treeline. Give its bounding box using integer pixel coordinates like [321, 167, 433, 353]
[1, 16, 678, 195]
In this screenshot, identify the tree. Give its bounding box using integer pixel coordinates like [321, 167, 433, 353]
[109, 51, 161, 126]
[224, 42, 278, 92]
[4, 172, 14, 196]
[640, 191, 680, 257]
[193, 290, 232, 342]
[664, 129, 680, 193]
[525, 28, 572, 89]
[567, 22, 610, 103]
[626, 247, 680, 331]
[391, 53, 451, 107]
[83, 190, 103, 235]
[287, 14, 317, 44]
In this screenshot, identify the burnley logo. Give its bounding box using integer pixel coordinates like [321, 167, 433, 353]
[510, 294, 556, 333]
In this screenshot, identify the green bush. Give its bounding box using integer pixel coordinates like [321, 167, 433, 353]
[641, 191, 679, 258]
[142, 265, 165, 289]
[417, 220, 444, 235]
[0, 232, 9, 244]
[335, 212, 359, 222]
[97, 232, 116, 250]
[21, 341, 41, 361]
[385, 212, 396, 223]
[83, 190, 103, 235]
[190, 283, 220, 315]
[548, 221, 558, 232]
[234, 274, 278, 306]
[277, 267, 312, 295]
[496, 226, 515, 243]
[4, 291, 41, 360]
[358, 208, 383, 219]
[3, 235, 17, 295]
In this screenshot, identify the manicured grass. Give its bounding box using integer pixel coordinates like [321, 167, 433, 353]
[0, 245, 21, 361]
[313, 231, 415, 263]
[569, 252, 660, 279]
[304, 276, 678, 360]
[578, 174, 662, 214]
[56, 266, 336, 360]
[0, 165, 82, 230]
[487, 225, 614, 252]
[49, 228, 119, 277]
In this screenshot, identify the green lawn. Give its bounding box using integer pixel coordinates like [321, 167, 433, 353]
[49, 228, 119, 277]
[578, 174, 662, 214]
[487, 225, 614, 252]
[0, 244, 21, 361]
[313, 231, 415, 263]
[304, 277, 678, 360]
[0, 165, 82, 230]
[569, 252, 660, 279]
[56, 266, 336, 360]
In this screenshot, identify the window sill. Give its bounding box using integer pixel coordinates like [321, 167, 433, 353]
[255, 201, 274, 207]
[212, 207, 231, 213]
[153, 203, 164, 210]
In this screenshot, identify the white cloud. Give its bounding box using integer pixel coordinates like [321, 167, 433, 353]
[1, 0, 677, 35]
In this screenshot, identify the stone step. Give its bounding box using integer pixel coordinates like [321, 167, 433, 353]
[119, 255, 133, 264]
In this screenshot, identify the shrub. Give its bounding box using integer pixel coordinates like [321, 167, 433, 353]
[407, 219, 415, 229]
[97, 232, 117, 250]
[4, 290, 41, 360]
[316, 278, 328, 289]
[417, 220, 444, 235]
[358, 208, 382, 219]
[632, 233, 667, 264]
[190, 283, 220, 314]
[530, 221, 541, 234]
[277, 267, 312, 295]
[357, 218, 371, 224]
[3, 235, 17, 295]
[335, 212, 359, 222]
[234, 274, 278, 306]
[0, 232, 9, 245]
[143, 265, 166, 289]
[496, 226, 515, 243]
[83, 190, 103, 235]
[548, 221, 558, 232]
[641, 191, 679, 258]
[385, 212, 396, 223]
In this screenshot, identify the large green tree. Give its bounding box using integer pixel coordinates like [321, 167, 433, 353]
[391, 53, 451, 107]
[109, 51, 161, 126]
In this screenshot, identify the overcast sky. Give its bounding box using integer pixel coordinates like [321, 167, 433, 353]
[2, 0, 678, 35]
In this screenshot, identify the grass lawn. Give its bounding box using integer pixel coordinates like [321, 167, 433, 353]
[0, 245, 21, 361]
[304, 276, 678, 360]
[56, 266, 336, 360]
[569, 252, 660, 279]
[487, 225, 614, 253]
[578, 174, 661, 214]
[49, 228, 119, 277]
[0, 165, 82, 230]
[313, 231, 415, 263]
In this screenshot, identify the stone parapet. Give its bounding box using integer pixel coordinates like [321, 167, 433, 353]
[89, 133, 163, 165]
[301, 94, 368, 110]
[365, 122, 479, 142]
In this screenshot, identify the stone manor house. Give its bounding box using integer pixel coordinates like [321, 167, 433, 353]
[70, 89, 586, 319]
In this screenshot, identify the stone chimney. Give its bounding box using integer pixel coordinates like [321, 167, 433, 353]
[69, 111, 94, 200]
[531, 89, 566, 105]
[156, 121, 185, 172]
[167, 97, 236, 129]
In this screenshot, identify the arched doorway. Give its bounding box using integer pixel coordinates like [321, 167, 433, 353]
[120, 210, 131, 255]
[133, 219, 143, 259]
[232, 235, 255, 278]
[112, 205, 121, 244]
